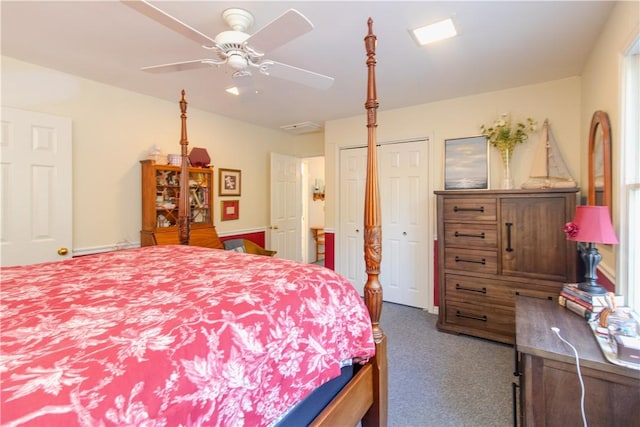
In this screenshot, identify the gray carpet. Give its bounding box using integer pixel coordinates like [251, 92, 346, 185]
[383, 302, 514, 427]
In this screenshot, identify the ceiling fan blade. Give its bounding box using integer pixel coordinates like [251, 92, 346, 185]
[122, 0, 218, 47]
[245, 9, 313, 53]
[141, 59, 219, 73]
[263, 61, 334, 90]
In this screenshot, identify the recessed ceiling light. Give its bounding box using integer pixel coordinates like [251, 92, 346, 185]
[225, 87, 240, 96]
[411, 18, 457, 46]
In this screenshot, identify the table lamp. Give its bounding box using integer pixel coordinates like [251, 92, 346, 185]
[564, 205, 618, 295]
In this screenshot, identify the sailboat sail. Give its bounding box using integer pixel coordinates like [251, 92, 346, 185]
[522, 119, 577, 189]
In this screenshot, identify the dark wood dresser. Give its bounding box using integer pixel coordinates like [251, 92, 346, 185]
[435, 189, 579, 344]
[515, 296, 640, 426]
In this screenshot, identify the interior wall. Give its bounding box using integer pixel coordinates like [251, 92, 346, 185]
[1, 56, 324, 252]
[324, 76, 582, 234]
[579, 0, 639, 279]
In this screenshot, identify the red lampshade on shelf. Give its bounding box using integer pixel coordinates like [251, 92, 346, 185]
[564, 205, 618, 295]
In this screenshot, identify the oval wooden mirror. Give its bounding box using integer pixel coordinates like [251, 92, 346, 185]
[587, 110, 612, 213]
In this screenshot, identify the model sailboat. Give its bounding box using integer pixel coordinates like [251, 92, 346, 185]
[522, 119, 577, 189]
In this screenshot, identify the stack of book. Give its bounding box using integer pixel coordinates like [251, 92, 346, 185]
[559, 283, 624, 321]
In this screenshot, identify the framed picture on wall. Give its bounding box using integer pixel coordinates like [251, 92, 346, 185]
[221, 200, 239, 221]
[444, 136, 490, 190]
[219, 168, 241, 196]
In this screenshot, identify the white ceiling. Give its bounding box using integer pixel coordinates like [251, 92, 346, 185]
[1, 1, 614, 132]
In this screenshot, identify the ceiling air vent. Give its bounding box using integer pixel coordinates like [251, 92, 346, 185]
[280, 121, 322, 135]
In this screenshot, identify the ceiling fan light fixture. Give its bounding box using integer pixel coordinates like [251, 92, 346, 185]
[411, 18, 457, 46]
[225, 87, 240, 96]
[227, 53, 248, 70]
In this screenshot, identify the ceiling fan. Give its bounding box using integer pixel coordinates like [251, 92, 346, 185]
[123, 1, 334, 93]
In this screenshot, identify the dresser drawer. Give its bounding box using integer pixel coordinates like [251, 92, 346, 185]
[513, 285, 559, 302]
[444, 248, 497, 274]
[442, 198, 497, 221]
[443, 299, 514, 336]
[444, 274, 513, 305]
[444, 223, 497, 249]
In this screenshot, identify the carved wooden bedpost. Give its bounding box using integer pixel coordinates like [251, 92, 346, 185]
[178, 90, 190, 245]
[362, 18, 388, 427]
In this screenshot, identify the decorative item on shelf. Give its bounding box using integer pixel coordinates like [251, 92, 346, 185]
[147, 144, 167, 164]
[167, 154, 181, 166]
[480, 113, 536, 189]
[312, 179, 325, 201]
[188, 147, 211, 168]
[564, 205, 619, 295]
[521, 119, 577, 189]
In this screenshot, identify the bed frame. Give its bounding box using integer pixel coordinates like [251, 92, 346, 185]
[177, 18, 388, 427]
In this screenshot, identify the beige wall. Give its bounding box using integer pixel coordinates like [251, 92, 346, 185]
[324, 0, 638, 288]
[324, 77, 582, 231]
[579, 0, 639, 278]
[1, 56, 323, 252]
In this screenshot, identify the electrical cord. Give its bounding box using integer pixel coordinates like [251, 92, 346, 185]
[551, 326, 588, 427]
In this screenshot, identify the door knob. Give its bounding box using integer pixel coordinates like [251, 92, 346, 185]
[403, 232, 407, 235]
[57, 247, 69, 256]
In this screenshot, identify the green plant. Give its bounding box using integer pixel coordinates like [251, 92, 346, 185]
[480, 113, 536, 157]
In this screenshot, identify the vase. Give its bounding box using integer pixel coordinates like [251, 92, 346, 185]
[500, 148, 514, 189]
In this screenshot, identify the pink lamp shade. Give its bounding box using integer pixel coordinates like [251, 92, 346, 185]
[567, 205, 618, 244]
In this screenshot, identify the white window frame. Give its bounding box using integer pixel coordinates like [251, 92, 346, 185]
[619, 36, 640, 310]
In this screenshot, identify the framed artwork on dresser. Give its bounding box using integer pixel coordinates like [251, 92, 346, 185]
[444, 135, 489, 190]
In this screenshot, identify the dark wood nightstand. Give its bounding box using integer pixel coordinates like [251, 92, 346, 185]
[514, 296, 640, 426]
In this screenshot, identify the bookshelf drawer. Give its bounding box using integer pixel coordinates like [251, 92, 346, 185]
[443, 223, 497, 249]
[445, 274, 513, 305]
[443, 299, 514, 336]
[442, 197, 497, 221]
[444, 248, 497, 274]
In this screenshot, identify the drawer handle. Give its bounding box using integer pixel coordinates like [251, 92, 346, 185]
[454, 231, 486, 239]
[505, 222, 514, 252]
[455, 256, 486, 265]
[455, 283, 487, 294]
[455, 310, 487, 322]
[453, 206, 484, 213]
[515, 291, 553, 301]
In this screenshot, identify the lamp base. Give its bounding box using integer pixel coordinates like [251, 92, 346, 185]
[577, 282, 608, 295]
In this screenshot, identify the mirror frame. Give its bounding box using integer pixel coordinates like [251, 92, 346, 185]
[587, 110, 612, 214]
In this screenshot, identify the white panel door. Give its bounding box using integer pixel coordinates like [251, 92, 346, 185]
[338, 147, 368, 294]
[1, 107, 72, 267]
[269, 152, 301, 261]
[378, 141, 428, 308]
[338, 140, 430, 308]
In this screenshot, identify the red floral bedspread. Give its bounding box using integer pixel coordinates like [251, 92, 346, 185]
[0, 245, 374, 426]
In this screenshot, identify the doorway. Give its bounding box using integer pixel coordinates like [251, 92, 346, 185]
[304, 156, 325, 265]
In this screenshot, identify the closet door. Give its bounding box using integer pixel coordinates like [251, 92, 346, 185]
[378, 141, 429, 308]
[338, 140, 430, 308]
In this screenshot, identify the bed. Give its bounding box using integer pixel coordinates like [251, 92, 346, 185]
[0, 19, 387, 427]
